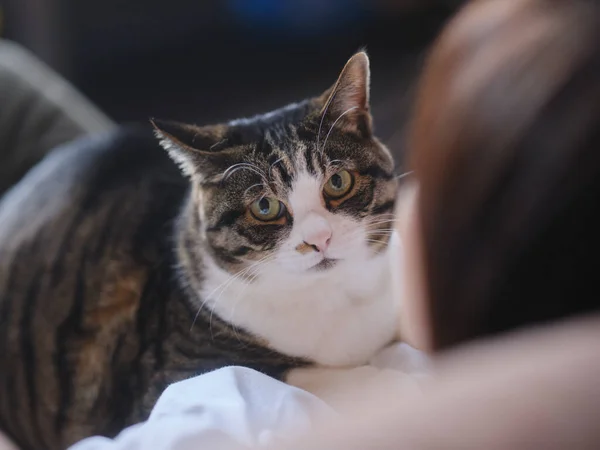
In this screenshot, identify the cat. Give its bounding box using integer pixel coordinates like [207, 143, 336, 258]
[0, 52, 398, 450]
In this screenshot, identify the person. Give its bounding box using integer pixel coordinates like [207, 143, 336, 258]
[401, 0, 600, 351]
[274, 0, 600, 448]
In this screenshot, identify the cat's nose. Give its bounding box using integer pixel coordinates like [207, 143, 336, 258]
[303, 228, 332, 253]
[301, 212, 332, 253]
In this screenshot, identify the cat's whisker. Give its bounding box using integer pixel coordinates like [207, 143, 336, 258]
[316, 82, 343, 156]
[320, 106, 359, 156]
[208, 255, 276, 339]
[364, 218, 396, 225]
[341, 226, 392, 238]
[324, 159, 345, 175]
[369, 213, 396, 220]
[334, 228, 394, 250]
[395, 171, 414, 181]
[365, 223, 395, 227]
[341, 224, 392, 236]
[202, 254, 274, 306]
[365, 238, 392, 248]
[244, 183, 264, 197]
[268, 156, 285, 180]
[364, 219, 396, 227]
[364, 222, 395, 229]
[222, 163, 268, 184]
[366, 240, 392, 250]
[203, 267, 264, 338]
[225, 260, 272, 343]
[364, 228, 395, 234]
[364, 223, 396, 231]
[191, 268, 247, 331]
[190, 255, 274, 331]
[365, 213, 398, 219]
[223, 254, 275, 288]
[365, 222, 396, 227]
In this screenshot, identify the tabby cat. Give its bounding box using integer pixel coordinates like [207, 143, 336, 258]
[0, 52, 398, 450]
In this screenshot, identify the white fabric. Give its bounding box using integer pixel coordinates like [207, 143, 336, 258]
[69, 344, 427, 450]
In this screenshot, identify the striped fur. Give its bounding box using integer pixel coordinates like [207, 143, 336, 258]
[0, 52, 398, 449]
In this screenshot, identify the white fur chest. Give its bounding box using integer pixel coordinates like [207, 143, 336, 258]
[199, 251, 398, 367]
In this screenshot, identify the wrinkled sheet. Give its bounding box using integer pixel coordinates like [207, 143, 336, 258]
[69, 344, 429, 450]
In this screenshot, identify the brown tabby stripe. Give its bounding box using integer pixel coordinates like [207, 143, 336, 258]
[0, 245, 31, 445]
[21, 267, 44, 445]
[54, 245, 87, 434]
[372, 199, 395, 213]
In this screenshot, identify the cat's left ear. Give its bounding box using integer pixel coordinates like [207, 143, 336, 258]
[319, 51, 372, 137]
[151, 119, 231, 178]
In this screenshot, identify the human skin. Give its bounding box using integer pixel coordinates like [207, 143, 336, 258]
[269, 314, 600, 450]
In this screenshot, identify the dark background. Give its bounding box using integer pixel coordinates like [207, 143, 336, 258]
[1, 0, 465, 154]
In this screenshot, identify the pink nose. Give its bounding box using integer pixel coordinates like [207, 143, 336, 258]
[303, 228, 332, 253]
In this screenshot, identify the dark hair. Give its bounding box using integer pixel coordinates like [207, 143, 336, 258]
[409, 0, 600, 350]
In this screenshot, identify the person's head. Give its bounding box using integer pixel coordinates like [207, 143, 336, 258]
[395, 0, 600, 351]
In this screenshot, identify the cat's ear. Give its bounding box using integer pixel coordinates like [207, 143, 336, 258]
[151, 119, 230, 178]
[319, 51, 372, 137]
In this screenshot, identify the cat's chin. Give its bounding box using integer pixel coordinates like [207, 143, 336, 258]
[310, 258, 339, 271]
[275, 246, 388, 278]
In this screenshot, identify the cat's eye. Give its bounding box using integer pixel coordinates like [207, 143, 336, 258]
[250, 197, 284, 222]
[323, 170, 354, 199]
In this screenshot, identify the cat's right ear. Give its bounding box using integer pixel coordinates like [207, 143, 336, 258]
[318, 52, 372, 137]
[151, 119, 229, 178]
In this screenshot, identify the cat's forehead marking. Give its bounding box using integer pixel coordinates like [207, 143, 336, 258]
[257, 130, 295, 191]
[286, 123, 300, 141]
[288, 171, 324, 217]
[292, 139, 309, 170]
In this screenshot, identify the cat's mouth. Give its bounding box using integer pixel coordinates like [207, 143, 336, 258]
[312, 258, 339, 271]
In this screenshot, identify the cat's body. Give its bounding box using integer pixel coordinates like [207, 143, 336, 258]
[0, 53, 398, 449]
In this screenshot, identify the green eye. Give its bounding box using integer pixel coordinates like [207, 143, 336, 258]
[250, 197, 284, 221]
[323, 170, 354, 199]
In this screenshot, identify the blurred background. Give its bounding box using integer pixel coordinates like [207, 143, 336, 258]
[0, 0, 465, 154]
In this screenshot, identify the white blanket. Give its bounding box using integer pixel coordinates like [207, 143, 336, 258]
[69, 344, 428, 450]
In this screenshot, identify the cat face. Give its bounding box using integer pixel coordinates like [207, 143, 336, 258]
[154, 52, 397, 279]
